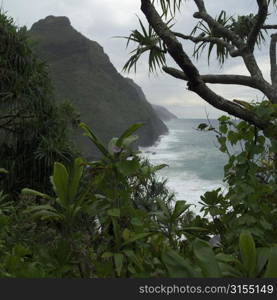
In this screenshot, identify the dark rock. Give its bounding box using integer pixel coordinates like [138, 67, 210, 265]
[29, 16, 168, 159]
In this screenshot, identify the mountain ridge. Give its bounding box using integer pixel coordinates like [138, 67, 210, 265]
[29, 16, 168, 158]
[152, 105, 178, 121]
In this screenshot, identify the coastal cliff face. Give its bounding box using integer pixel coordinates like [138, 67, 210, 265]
[152, 105, 178, 121]
[29, 16, 168, 158]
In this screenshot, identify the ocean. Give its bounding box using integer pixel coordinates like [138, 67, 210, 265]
[140, 118, 228, 213]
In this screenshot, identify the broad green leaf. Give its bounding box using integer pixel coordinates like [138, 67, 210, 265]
[122, 250, 143, 271]
[108, 137, 120, 156]
[130, 217, 144, 227]
[0, 215, 9, 227]
[116, 123, 144, 147]
[239, 232, 256, 277]
[13, 244, 30, 257]
[233, 99, 253, 110]
[68, 157, 84, 203]
[122, 233, 152, 246]
[30, 210, 63, 221]
[114, 253, 124, 277]
[127, 264, 137, 274]
[193, 239, 222, 277]
[112, 218, 121, 247]
[122, 228, 131, 241]
[79, 122, 111, 158]
[101, 252, 114, 259]
[256, 247, 270, 276]
[116, 159, 140, 176]
[218, 115, 230, 122]
[151, 164, 168, 173]
[200, 189, 223, 207]
[219, 123, 228, 134]
[218, 262, 243, 277]
[171, 200, 190, 221]
[216, 253, 244, 274]
[107, 208, 120, 217]
[264, 246, 277, 278]
[52, 162, 69, 208]
[156, 198, 170, 217]
[216, 253, 239, 264]
[179, 227, 208, 232]
[197, 123, 208, 130]
[161, 248, 196, 277]
[122, 135, 139, 148]
[0, 168, 8, 174]
[70, 205, 82, 220]
[21, 188, 51, 200]
[25, 204, 57, 213]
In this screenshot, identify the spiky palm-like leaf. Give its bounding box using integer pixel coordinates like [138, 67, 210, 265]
[269, 0, 277, 6]
[0, 12, 76, 192]
[230, 14, 267, 46]
[191, 10, 268, 65]
[191, 10, 231, 65]
[122, 17, 169, 73]
[153, 0, 184, 18]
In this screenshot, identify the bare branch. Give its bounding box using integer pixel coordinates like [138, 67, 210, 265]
[140, 0, 270, 130]
[263, 24, 277, 30]
[173, 32, 239, 56]
[163, 66, 258, 88]
[247, 0, 268, 52]
[270, 33, 277, 86]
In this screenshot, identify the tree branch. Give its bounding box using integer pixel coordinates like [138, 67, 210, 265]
[193, 0, 245, 49]
[141, 0, 201, 86]
[247, 0, 268, 52]
[270, 33, 277, 86]
[173, 32, 239, 57]
[192, 0, 268, 84]
[163, 66, 259, 88]
[263, 24, 277, 30]
[140, 0, 270, 130]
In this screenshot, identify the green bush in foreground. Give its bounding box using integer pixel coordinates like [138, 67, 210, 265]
[0, 115, 276, 278]
[0, 10, 276, 279]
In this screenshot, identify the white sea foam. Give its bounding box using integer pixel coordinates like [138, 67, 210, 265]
[140, 119, 227, 213]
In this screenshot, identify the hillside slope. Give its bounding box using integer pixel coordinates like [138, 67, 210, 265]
[29, 16, 168, 158]
[152, 105, 178, 121]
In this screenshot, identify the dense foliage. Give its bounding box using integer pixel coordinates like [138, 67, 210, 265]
[0, 13, 77, 193]
[0, 115, 276, 277]
[0, 12, 277, 278]
[198, 101, 277, 250]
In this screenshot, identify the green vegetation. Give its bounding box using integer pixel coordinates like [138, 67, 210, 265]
[0, 11, 276, 278]
[0, 13, 77, 193]
[0, 113, 277, 277]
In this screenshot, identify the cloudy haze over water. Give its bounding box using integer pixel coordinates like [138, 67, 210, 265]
[3, 0, 274, 118]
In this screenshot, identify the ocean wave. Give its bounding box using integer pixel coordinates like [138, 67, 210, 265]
[139, 119, 227, 212]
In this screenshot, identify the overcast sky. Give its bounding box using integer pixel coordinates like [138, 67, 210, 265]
[2, 0, 275, 118]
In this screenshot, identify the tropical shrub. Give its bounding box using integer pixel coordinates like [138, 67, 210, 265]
[197, 101, 277, 251]
[13, 119, 276, 278]
[0, 12, 77, 193]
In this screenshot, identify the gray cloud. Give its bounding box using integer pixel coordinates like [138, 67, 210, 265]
[3, 0, 275, 118]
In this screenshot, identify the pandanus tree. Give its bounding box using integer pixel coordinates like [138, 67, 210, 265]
[0, 13, 76, 192]
[123, 0, 277, 177]
[123, 0, 277, 248]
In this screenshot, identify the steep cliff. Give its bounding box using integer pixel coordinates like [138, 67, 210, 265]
[29, 16, 168, 158]
[152, 105, 178, 121]
[125, 78, 177, 121]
